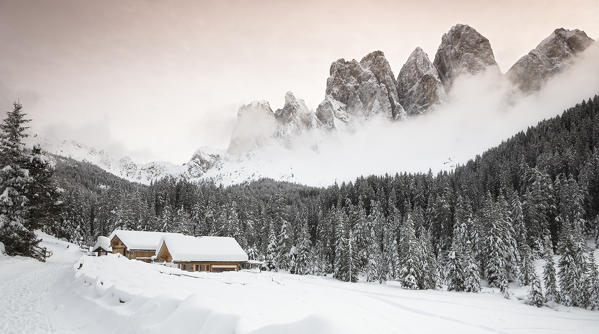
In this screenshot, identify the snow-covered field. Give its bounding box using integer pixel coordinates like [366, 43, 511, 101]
[1, 234, 598, 334]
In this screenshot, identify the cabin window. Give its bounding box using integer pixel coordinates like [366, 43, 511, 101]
[200, 264, 208, 272]
[195, 265, 199, 271]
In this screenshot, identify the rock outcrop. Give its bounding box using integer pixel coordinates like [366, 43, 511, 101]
[507, 28, 594, 92]
[397, 47, 445, 115]
[318, 51, 404, 128]
[274, 92, 320, 136]
[433, 24, 498, 90]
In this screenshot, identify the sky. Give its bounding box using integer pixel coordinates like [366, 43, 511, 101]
[0, 0, 598, 164]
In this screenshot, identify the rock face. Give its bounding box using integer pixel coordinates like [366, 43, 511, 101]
[185, 148, 222, 178]
[318, 51, 404, 128]
[315, 96, 349, 129]
[397, 47, 444, 115]
[507, 28, 594, 92]
[274, 92, 320, 136]
[433, 24, 498, 90]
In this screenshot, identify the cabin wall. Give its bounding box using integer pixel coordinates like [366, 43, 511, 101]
[110, 236, 126, 256]
[174, 261, 243, 272]
[155, 243, 172, 262]
[127, 249, 156, 261]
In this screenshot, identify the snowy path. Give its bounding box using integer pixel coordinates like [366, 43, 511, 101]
[0, 234, 113, 334]
[1, 234, 598, 334]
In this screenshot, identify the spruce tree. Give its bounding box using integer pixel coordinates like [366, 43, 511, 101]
[265, 225, 278, 271]
[583, 251, 599, 310]
[0, 103, 46, 260]
[558, 221, 587, 307]
[399, 214, 420, 289]
[462, 241, 481, 292]
[542, 240, 559, 303]
[528, 272, 545, 307]
[446, 249, 465, 291]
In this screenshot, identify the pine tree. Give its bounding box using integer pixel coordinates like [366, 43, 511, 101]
[480, 194, 509, 295]
[583, 251, 599, 310]
[277, 220, 292, 271]
[528, 272, 545, 307]
[290, 224, 311, 275]
[558, 221, 587, 307]
[265, 225, 278, 271]
[462, 241, 481, 292]
[334, 208, 358, 282]
[519, 243, 535, 286]
[399, 214, 420, 289]
[0, 103, 46, 260]
[542, 239, 559, 303]
[446, 249, 465, 292]
[26, 145, 62, 231]
[421, 230, 440, 289]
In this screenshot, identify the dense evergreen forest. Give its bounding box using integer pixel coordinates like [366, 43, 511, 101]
[3, 96, 598, 308]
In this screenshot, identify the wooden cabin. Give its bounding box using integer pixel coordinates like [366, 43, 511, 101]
[92, 236, 111, 256]
[155, 234, 248, 272]
[109, 230, 183, 262]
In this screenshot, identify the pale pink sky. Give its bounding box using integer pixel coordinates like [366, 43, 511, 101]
[0, 0, 597, 162]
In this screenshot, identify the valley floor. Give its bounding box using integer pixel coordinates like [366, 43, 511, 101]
[1, 234, 598, 334]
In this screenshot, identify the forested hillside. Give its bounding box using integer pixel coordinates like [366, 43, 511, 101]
[50, 95, 599, 307]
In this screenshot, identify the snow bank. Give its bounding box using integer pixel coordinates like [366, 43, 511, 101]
[73, 254, 599, 334]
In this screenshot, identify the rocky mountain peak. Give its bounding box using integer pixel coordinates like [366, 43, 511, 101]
[397, 47, 444, 115]
[433, 24, 498, 89]
[274, 91, 319, 136]
[320, 50, 404, 128]
[507, 28, 594, 92]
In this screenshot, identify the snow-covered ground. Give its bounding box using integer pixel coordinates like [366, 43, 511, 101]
[1, 233, 598, 334]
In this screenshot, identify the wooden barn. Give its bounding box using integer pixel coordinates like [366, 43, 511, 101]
[91, 236, 111, 256]
[109, 230, 182, 261]
[156, 234, 248, 272]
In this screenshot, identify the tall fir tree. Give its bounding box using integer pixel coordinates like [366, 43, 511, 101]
[527, 271, 545, 307]
[399, 214, 421, 289]
[0, 103, 47, 260]
[542, 238, 559, 304]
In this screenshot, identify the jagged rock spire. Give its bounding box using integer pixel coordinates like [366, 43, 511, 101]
[433, 24, 498, 90]
[397, 47, 445, 115]
[507, 28, 594, 92]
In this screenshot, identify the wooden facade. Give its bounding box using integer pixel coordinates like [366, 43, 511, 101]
[110, 235, 155, 262]
[156, 242, 243, 272]
[176, 262, 242, 272]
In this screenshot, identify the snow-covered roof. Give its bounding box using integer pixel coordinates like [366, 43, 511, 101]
[109, 230, 183, 250]
[159, 234, 248, 262]
[92, 236, 112, 252]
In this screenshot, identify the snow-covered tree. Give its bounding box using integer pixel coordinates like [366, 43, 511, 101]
[446, 249, 464, 291]
[583, 251, 599, 310]
[528, 272, 545, 307]
[558, 221, 587, 307]
[334, 208, 358, 282]
[0, 103, 48, 260]
[277, 220, 292, 271]
[265, 225, 278, 271]
[542, 239, 559, 303]
[399, 214, 420, 289]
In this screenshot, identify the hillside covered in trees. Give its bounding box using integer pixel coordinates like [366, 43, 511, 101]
[41, 95, 599, 308]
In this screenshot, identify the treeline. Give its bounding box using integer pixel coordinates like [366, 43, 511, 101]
[44, 95, 599, 309]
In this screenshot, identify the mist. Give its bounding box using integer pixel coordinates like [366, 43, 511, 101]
[208, 45, 599, 186]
